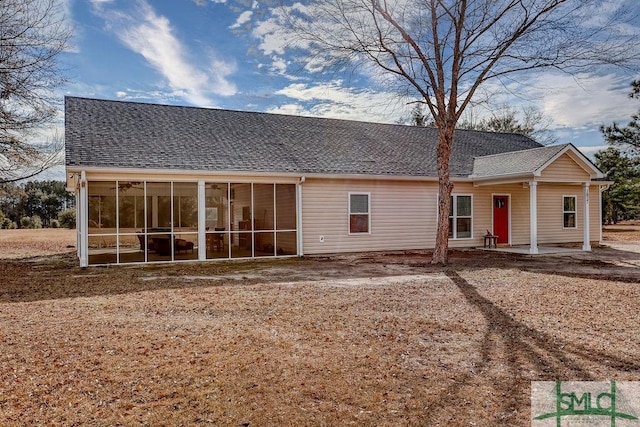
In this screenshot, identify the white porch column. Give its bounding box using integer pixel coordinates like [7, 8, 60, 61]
[529, 181, 538, 254]
[297, 177, 305, 256]
[197, 181, 206, 260]
[583, 182, 591, 251]
[79, 170, 89, 267]
[599, 186, 605, 244]
[75, 184, 80, 260]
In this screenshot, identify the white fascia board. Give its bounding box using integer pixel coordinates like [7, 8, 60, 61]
[300, 172, 442, 182]
[65, 165, 449, 183]
[470, 172, 534, 186]
[596, 180, 614, 190]
[66, 166, 304, 183]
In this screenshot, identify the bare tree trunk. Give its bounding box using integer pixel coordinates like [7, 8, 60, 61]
[432, 125, 455, 265]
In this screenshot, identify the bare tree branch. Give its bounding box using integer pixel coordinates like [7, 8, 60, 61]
[0, 0, 71, 183]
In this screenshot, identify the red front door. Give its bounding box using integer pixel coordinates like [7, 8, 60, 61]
[493, 196, 509, 244]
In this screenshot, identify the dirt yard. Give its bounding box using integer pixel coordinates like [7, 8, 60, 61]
[0, 225, 639, 426]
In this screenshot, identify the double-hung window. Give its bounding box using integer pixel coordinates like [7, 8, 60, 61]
[449, 195, 472, 239]
[563, 195, 577, 228]
[349, 193, 370, 234]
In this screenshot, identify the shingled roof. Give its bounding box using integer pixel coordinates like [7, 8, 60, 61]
[65, 97, 544, 178]
[471, 144, 569, 178]
[470, 143, 604, 180]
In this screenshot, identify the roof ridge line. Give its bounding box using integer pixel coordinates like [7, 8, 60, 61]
[473, 143, 569, 160]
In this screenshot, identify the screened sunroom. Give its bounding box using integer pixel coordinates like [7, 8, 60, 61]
[81, 179, 298, 266]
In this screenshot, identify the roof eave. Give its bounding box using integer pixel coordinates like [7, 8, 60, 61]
[65, 165, 450, 182]
[469, 171, 535, 181]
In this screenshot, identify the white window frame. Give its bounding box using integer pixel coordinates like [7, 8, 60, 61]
[449, 194, 473, 240]
[563, 195, 577, 229]
[348, 192, 371, 235]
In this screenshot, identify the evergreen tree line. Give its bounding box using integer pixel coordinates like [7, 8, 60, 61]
[0, 180, 75, 229]
[597, 80, 640, 224]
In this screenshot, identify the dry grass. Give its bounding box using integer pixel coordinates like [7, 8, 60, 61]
[0, 228, 76, 259]
[0, 225, 639, 426]
[602, 220, 640, 242]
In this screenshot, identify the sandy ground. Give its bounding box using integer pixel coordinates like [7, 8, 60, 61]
[0, 224, 638, 426]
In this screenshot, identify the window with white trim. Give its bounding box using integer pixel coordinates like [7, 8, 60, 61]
[349, 193, 370, 234]
[449, 195, 472, 239]
[563, 195, 577, 228]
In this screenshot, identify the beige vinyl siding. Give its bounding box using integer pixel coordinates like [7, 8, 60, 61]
[302, 178, 437, 254]
[537, 185, 582, 244]
[539, 153, 591, 181]
[507, 186, 533, 245]
[536, 184, 600, 245]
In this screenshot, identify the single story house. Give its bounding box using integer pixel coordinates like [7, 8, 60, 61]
[65, 96, 607, 267]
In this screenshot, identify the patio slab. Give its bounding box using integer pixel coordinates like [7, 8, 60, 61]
[476, 245, 586, 255]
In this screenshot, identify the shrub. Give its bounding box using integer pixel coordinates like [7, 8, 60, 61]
[58, 208, 76, 229]
[1, 218, 15, 229]
[20, 216, 33, 229]
[20, 215, 43, 229]
[50, 219, 60, 228]
[31, 215, 42, 229]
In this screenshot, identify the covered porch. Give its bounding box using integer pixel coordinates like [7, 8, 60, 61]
[469, 144, 608, 254]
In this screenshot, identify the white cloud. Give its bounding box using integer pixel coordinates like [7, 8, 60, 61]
[95, 0, 236, 105]
[269, 80, 409, 123]
[265, 103, 307, 116]
[252, 19, 287, 56]
[208, 58, 237, 97]
[251, 3, 309, 56]
[230, 10, 253, 29]
[524, 73, 638, 129]
[575, 145, 608, 158]
[453, 71, 638, 143]
[193, 0, 227, 5]
[270, 56, 287, 74]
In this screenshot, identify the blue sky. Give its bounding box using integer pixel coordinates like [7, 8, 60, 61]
[52, 0, 640, 179]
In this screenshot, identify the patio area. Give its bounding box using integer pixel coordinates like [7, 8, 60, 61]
[476, 245, 587, 255]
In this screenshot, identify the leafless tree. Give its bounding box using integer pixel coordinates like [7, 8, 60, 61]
[459, 104, 558, 146]
[283, 0, 640, 264]
[0, 0, 71, 183]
